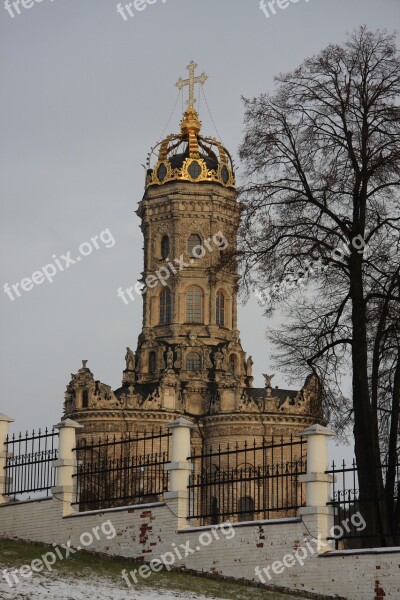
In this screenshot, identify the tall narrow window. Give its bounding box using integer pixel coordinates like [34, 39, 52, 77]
[161, 235, 170, 259]
[216, 291, 225, 326]
[186, 286, 203, 323]
[186, 352, 201, 371]
[159, 287, 172, 325]
[187, 234, 202, 258]
[229, 354, 237, 373]
[82, 390, 89, 409]
[149, 352, 157, 374]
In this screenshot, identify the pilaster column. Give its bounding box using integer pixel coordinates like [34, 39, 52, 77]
[164, 417, 195, 529]
[0, 414, 14, 505]
[52, 418, 83, 516]
[231, 293, 238, 330]
[299, 424, 336, 553]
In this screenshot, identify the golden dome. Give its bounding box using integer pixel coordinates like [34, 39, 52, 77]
[145, 106, 236, 190]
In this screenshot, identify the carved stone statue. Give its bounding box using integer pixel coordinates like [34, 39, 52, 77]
[209, 393, 221, 414]
[246, 356, 254, 377]
[174, 346, 182, 369]
[221, 347, 228, 364]
[263, 372, 275, 388]
[125, 347, 135, 371]
[166, 347, 174, 369]
[214, 349, 224, 370]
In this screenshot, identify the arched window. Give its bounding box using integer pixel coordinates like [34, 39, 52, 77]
[216, 291, 225, 326]
[159, 287, 172, 325]
[186, 352, 201, 371]
[82, 390, 89, 409]
[187, 234, 202, 258]
[238, 496, 255, 522]
[161, 235, 170, 259]
[149, 352, 157, 374]
[186, 286, 203, 323]
[229, 354, 237, 373]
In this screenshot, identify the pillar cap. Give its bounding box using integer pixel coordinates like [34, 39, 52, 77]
[167, 417, 195, 430]
[53, 418, 84, 430]
[0, 414, 14, 424]
[300, 423, 336, 437]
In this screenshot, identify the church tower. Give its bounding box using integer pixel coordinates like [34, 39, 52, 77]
[63, 62, 323, 450]
[132, 61, 250, 420]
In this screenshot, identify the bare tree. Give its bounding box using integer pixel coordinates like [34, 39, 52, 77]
[238, 26, 400, 545]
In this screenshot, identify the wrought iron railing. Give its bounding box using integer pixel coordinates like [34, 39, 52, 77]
[4, 428, 59, 500]
[326, 459, 400, 548]
[188, 435, 306, 525]
[73, 429, 171, 511]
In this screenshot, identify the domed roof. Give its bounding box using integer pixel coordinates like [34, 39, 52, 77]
[145, 107, 236, 190]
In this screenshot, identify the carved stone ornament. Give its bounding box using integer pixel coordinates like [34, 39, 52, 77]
[161, 368, 178, 388]
[140, 388, 162, 410]
[238, 391, 259, 413]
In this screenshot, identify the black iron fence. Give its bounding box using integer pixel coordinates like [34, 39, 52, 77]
[4, 428, 59, 500]
[73, 429, 171, 511]
[326, 459, 400, 549]
[188, 435, 307, 525]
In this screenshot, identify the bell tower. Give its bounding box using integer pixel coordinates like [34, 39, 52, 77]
[133, 61, 251, 414]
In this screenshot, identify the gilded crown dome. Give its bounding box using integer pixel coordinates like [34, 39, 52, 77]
[145, 106, 235, 190]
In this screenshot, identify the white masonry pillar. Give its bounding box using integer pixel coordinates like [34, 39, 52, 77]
[0, 414, 14, 505]
[164, 417, 195, 530]
[299, 423, 336, 553]
[52, 418, 83, 517]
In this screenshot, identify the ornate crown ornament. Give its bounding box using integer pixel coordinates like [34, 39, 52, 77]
[145, 62, 236, 190]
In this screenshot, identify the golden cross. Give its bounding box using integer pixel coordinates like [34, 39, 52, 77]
[176, 60, 208, 108]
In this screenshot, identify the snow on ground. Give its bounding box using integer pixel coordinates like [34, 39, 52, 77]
[0, 570, 211, 600]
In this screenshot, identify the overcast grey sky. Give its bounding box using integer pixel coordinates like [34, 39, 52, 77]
[1, 0, 399, 456]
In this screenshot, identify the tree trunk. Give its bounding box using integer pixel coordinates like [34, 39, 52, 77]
[351, 254, 392, 545]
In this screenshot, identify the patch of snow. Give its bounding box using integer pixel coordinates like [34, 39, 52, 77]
[0, 569, 213, 600]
